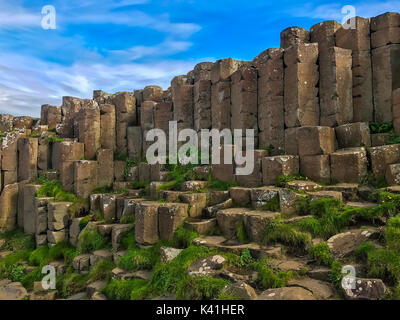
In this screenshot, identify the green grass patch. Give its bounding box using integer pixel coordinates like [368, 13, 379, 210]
[46, 136, 65, 144]
[257, 195, 280, 212]
[172, 226, 199, 248]
[103, 278, 149, 300]
[0, 229, 35, 251]
[225, 248, 255, 269]
[28, 246, 50, 266]
[92, 185, 114, 194]
[254, 258, 295, 289]
[276, 174, 307, 187]
[205, 176, 237, 191]
[117, 246, 159, 272]
[369, 122, 393, 134]
[150, 245, 216, 295]
[87, 259, 115, 283]
[235, 218, 248, 244]
[176, 276, 230, 300]
[308, 242, 333, 266]
[264, 220, 311, 249]
[78, 229, 110, 253]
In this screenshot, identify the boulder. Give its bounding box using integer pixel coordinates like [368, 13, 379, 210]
[187, 255, 226, 277]
[343, 278, 386, 300]
[327, 229, 378, 258]
[160, 247, 183, 262]
[221, 282, 258, 300]
[258, 287, 315, 300]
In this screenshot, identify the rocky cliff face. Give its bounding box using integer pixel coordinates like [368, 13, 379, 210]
[0, 12, 400, 301]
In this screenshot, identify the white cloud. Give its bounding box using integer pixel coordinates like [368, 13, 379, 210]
[109, 39, 193, 61]
[0, 0, 40, 29]
[0, 0, 204, 117]
[0, 52, 204, 117]
[287, 1, 400, 20]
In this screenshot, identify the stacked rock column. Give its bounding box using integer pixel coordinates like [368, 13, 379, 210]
[335, 17, 374, 122]
[370, 12, 400, 123]
[254, 48, 284, 155]
[311, 20, 353, 127]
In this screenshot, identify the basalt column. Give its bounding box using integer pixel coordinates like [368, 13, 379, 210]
[371, 12, 400, 122]
[171, 75, 194, 139]
[231, 65, 258, 148]
[335, 17, 374, 122]
[211, 59, 245, 131]
[193, 62, 213, 134]
[284, 43, 320, 129]
[254, 48, 284, 155]
[110, 92, 136, 156]
[76, 100, 101, 160]
[311, 20, 353, 127]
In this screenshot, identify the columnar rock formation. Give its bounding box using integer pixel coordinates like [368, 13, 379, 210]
[0, 12, 399, 238]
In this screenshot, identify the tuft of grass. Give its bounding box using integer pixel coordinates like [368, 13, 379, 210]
[369, 122, 393, 134]
[103, 279, 149, 300]
[295, 195, 311, 216]
[276, 174, 307, 187]
[264, 220, 311, 249]
[254, 258, 295, 289]
[120, 215, 135, 224]
[92, 185, 113, 194]
[257, 195, 280, 212]
[0, 229, 35, 251]
[205, 176, 237, 191]
[35, 176, 88, 216]
[361, 172, 388, 188]
[117, 246, 159, 272]
[0, 250, 32, 280]
[172, 226, 199, 248]
[225, 248, 255, 269]
[56, 272, 89, 298]
[48, 241, 79, 264]
[235, 218, 248, 244]
[46, 136, 65, 144]
[132, 181, 150, 197]
[87, 259, 115, 283]
[329, 260, 343, 288]
[354, 241, 376, 261]
[385, 215, 400, 254]
[308, 242, 333, 266]
[28, 246, 50, 266]
[78, 229, 110, 253]
[150, 245, 215, 295]
[79, 216, 91, 230]
[176, 276, 230, 300]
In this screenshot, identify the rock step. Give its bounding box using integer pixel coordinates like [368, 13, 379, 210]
[323, 183, 359, 201]
[345, 201, 378, 208]
[193, 236, 283, 259]
[184, 218, 216, 235]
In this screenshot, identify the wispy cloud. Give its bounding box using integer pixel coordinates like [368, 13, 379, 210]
[0, 0, 40, 29]
[0, 52, 202, 116]
[109, 39, 194, 61]
[287, 1, 400, 20]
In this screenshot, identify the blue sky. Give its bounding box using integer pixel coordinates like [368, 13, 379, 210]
[0, 0, 399, 117]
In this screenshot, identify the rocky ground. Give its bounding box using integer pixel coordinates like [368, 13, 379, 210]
[0, 167, 399, 301]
